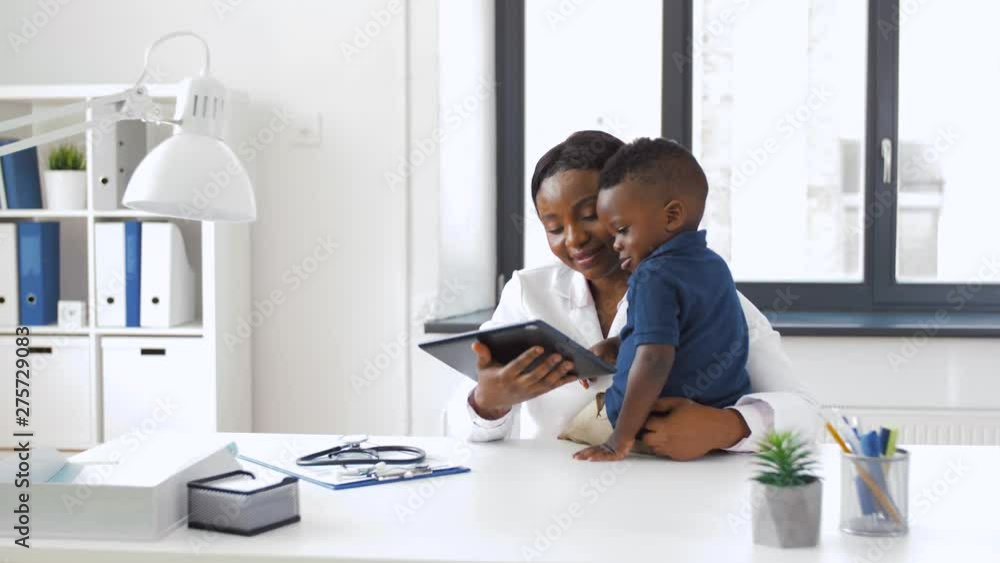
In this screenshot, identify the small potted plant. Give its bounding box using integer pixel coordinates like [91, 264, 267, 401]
[43, 143, 87, 210]
[751, 431, 822, 548]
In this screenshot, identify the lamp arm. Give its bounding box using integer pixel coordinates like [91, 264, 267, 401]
[0, 31, 212, 159]
[0, 91, 126, 137]
[0, 116, 127, 159]
[0, 85, 173, 159]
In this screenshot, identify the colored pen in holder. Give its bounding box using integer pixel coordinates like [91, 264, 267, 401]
[840, 449, 909, 536]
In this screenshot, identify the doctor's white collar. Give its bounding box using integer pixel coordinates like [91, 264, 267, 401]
[554, 263, 623, 310]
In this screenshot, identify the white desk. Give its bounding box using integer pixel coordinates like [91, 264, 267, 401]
[3, 434, 998, 562]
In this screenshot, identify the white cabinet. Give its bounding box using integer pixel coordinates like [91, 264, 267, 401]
[102, 337, 214, 440]
[0, 336, 95, 449]
[0, 84, 254, 448]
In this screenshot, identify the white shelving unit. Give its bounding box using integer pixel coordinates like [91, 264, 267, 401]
[0, 84, 253, 449]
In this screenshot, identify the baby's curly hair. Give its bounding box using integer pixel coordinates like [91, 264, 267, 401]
[598, 138, 708, 218]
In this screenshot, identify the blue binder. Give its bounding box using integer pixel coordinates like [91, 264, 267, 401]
[18, 222, 60, 326]
[125, 221, 142, 327]
[0, 140, 43, 209]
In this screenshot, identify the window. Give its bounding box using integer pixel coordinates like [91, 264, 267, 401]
[495, 0, 1000, 313]
[896, 0, 1000, 284]
[692, 0, 868, 283]
[521, 0, 663, 270]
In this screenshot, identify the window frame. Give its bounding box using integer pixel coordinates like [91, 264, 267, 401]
[494, 0, 1000, 314]
[494, 0, 525, 298]
[868, 0, 1000, 311]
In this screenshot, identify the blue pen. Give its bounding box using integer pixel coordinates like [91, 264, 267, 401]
[843, 416, 862, 441]
[858, 430, 892, 518]
[860, 431, 882, 458]
[836, 418, 864, 454]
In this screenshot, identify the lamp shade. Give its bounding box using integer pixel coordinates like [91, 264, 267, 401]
[123, 133, 256, 222]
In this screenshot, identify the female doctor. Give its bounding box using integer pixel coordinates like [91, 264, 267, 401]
[447, 130, 818, 460]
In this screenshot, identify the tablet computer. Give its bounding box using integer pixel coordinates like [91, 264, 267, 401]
[418, 320, 615, 382]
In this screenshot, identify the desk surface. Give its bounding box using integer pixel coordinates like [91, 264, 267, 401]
[5, 434, 999, 562]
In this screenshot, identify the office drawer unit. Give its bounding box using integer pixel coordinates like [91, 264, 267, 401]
[102, 337, 214, 440]
[0, 336, 95, 449]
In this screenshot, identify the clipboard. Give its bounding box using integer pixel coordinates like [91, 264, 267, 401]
[238, 454, 471, 491]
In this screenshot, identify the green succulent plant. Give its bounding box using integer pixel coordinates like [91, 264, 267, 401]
[48, 144, 86, 171]
[752, 431, 819, 487]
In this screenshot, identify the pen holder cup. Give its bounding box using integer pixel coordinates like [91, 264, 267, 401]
[840, 449, 909, 536]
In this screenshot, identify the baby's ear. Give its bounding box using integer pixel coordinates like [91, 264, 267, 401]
[662, 200, 687, 232]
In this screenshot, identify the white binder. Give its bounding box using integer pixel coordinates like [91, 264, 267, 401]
[0, 224, 17, 326]
[95, 222, 126, 327]
[86, 105, 147, 210]
[141, 222, 195, 327]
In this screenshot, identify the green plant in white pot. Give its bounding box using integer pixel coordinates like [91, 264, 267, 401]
[43, 144, 87, 210]
[751, 431, 822, 548]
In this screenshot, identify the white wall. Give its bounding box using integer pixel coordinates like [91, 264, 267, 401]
[0, 0, 416, 434]
[408, 0, 497, 435]
[785, 336, 1000, 411]
[785, 336, 1000, 444]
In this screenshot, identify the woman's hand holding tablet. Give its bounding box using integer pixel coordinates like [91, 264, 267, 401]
[468, 342, 577, 420]
[419, 320, 616, 420]
[418, 320, 615, 381]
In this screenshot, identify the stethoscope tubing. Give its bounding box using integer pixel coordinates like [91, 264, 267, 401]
[296, 444, 427, 467]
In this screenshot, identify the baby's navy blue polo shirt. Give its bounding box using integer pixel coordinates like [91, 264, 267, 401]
[604, 229, 752, 427]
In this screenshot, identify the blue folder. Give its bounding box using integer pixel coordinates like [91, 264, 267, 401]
[0, 140, 42, 209]
[125, 221, 142, 327]
[18, 222, 60, 326]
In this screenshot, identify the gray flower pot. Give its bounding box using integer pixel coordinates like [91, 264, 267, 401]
[751, 479, 822, 548]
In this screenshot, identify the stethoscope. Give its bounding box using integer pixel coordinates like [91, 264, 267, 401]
[295, 435, 427, 468]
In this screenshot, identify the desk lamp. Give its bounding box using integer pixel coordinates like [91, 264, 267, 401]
[0, 31, 256, 222]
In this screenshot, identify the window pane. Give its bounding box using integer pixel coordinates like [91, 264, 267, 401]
[897, 0, 1000, 283]
[692, 0, 867, 282]
[523, 0, 662, 269]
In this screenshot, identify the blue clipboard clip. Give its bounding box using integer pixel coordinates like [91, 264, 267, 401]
[332, 464, 471, 490]
[238, 455, 471, 491]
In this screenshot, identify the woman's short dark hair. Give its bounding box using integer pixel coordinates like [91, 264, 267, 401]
[529, 130, 625, 206]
